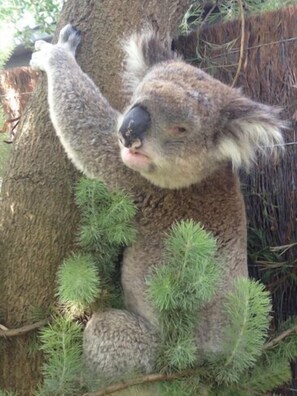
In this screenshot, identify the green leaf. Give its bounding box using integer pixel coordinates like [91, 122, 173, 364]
[241, 353, 291, 394]
[163, 333, 197, 370]
[148, 220, 220, 312]
[56, 253, 101, 314]
[148, 220, 221, 371]
[76, 178, 137, 250]
[39, 317, 83, 396]
[165, 220, 217, 266]
[215, 278, 272, 383]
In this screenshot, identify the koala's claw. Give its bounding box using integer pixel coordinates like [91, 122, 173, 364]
[58, 24, 81, 53]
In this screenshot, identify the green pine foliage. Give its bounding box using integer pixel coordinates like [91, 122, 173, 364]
[211, 384, 251, 396]
[148, 220, 297, 395]
[268, 318, 297, 361]
[214, 278, 272, 383]
[219, 308, 295, 393]
[37, 317, 83, 396]
[56, 253, 101, 315]
[180, 0, 297, 34]
[162, 332, 198, 371]
[76, 178, 136, 251]
[240, 353, 291, 395]
[0, 392, 19, 396]
[148, 220, 221, 371]
[75, 178, 136, 277]
[149, 220, 219, 313]
[160, 377, 205, 396]
[238, 319, 297, 394]
[55, 178, 137, 315]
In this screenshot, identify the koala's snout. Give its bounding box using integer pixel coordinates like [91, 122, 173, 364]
[118, 106, 151, 148]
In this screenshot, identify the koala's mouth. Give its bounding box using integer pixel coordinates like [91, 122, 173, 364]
[120, 147, 153, 172]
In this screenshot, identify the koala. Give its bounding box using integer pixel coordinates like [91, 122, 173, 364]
[31, 25, 284, 388]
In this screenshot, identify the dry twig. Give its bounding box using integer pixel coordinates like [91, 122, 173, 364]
[264, 324, 297, 350]
[82, 369, 198, 396]
[0, 318, 50, 337]
[231, 0, 246, 87]
[196, 1, 219, 40]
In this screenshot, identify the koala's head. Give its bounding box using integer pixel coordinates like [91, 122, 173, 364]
[117, 34, 285, 189]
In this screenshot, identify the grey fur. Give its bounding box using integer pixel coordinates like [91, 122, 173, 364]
[30, 24, 285, 391]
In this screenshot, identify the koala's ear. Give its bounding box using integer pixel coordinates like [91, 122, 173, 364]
[217, 95, 286, 169]
[121, 29, 178, 94]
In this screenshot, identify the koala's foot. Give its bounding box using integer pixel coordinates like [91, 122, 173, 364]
[83, 309, 158, 383]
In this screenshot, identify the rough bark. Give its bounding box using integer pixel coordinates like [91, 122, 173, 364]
[0, 67, 37, 124]
[0, 0, 192, 394]
[0, 55, 80, 395]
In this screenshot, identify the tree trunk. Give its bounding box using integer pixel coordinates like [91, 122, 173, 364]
[0, 0, 192, 394]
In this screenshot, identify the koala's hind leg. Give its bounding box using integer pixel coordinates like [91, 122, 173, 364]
[83, 309, 159, 394]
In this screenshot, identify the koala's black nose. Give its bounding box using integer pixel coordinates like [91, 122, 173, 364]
[118, 106, 151, 147]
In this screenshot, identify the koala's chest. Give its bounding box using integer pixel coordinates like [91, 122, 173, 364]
[122, 180, 247, 321]
[133, 182, 245, 239]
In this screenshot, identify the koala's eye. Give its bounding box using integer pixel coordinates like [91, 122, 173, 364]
[170, 126, 188, 135]
[176, 126, 187, 134]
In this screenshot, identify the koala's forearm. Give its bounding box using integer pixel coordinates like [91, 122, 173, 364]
[45, 50, 123, 182]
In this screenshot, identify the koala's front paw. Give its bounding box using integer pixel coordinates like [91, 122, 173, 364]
[30, 40, 53, 71]
[58, 24, 81, 55]
[30, 25, 81, 71]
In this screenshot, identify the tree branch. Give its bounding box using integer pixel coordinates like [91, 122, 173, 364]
[231, 0, 246, 87]
[196, 1, 218, 40]
[82, 369, 198, 396]
[264, 324, 297, 350]
[0, 318, 50, 337]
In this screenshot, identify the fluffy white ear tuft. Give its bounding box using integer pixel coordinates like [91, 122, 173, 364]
[217, 96, 286, 169]
[121, 30, 177, 94]
[121, 32, 149, 94]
